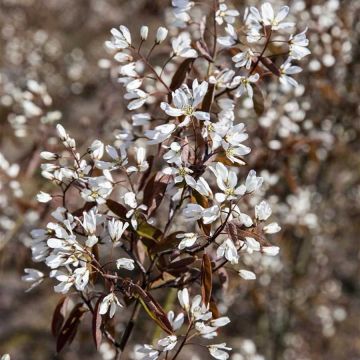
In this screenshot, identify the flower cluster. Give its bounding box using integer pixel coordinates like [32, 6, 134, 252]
[23, 1, 309, 358]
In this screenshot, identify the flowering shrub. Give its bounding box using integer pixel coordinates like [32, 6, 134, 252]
[20, 1, 310, 359]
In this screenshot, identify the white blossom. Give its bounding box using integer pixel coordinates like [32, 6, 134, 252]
[239, 269, 256, 280]
[176, 232, 198, 249]
[99, 293, 122, 318]
[116, 258, 135, 270]
[172, 32, 197, 58]
[217, 239, 239, 264]
[156, 27, 168, 44]
[279, 58, 302, 88]
[160, 80, 209, 127]
[36, 191, 52, 203]
[208, 343, 232, 360]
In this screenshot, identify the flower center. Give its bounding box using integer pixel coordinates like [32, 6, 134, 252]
[182, 105, 194, 116]
[178, 167, 188, 177]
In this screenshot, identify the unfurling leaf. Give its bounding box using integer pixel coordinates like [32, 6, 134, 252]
[201, 254, 213, 307]
[252, 84, 265, 116]
[92, 297, 103, 350]
[56, 303, 87, 353]
[131, 284, 173, 334]
[51, 296, 68, 337]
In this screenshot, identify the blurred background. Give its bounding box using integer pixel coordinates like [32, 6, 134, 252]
[0, 0, 359, 359]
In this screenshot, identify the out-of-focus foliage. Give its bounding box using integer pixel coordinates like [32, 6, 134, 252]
[0, 0, 359, 359]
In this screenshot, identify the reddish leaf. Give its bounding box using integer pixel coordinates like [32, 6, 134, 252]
[169, 58, 194, 94]
[259, 56, 281, 76]
[252, 83, 265, 116]
[209, 298, 220, 319]
[143, 172, 171, 217]
[201, 83, 215, 112]
[51, 296, 68, 337]
[201, 254, 213, 307]
[92, 297, 103, 350]
[56, 303, 87, 353]
[106, 199, 127, 219]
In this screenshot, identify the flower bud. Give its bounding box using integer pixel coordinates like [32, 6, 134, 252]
[56, 124, 67, 141]
[140, 25, 148, 41]
[155, 26, 168, 44]
[40, 151, 59, 161]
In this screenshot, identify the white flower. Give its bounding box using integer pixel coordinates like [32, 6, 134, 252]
[176, 232, 198, 249]
[136, 344, 159, 360]
[255, 200, 272, 221]
[156, 26, 168, 44]
[125, 89, 149, 110]
[249, 3, 294, 31]
[40, 151, 58, 161]
[183, 204, 204, 221]
[22, 268, 44, 282]
[178, 288, 190, 311]
[108, 219, 129, 243]
[106, 25, 131, 50]
[262, 246, 280, 256]
[80, 177, 113, 204]
[232, 73, 260, 99]
[241, 237, 261, 254]
[245, 170, 263, 193]
[239, 269, 256, 280]
[132, 113, 151, 126]
[145, 123, 176, 145]
[163, 165, 194, 185]
[217, 239, 238, 264]
[140, 25, 149, 40]
[36, 191, 52, 203]
[172, 32, 197, 58]
[99, 293, 122, 318]
[209, 69, 235, 89]
[96, 144, 128, 170]
[116, 258, 135, 270]
[127, 147, 149, 173]
[123, 192, 148, 229]
[167, 311, 184, 330]
[208, 343, 232, 360]
[216, 3, 240, 25]
[210, 162, 246, 203]
[202, 205, 221, 224]
[210, 317, 231, 328]
[157, 335, 177, 351]
[263, 222, 281, 234]
[53, 267, 90, 294]
[160, 80, 209, 127]
[22, 268, 44, 291]
[124, 191, 137, 209]
[1, 355, 10, 360]
[217, 24, 238, 47]
[289, 28, 311, 60]
[279, 58, 302, 87]
[89, 140, 104, 160]
[187, 176, 213, 198]
[232, 48, 255, 70]
[78, 209, 100, 247]
[223, 142, 251, 165]
[163, 142, 182, 165]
